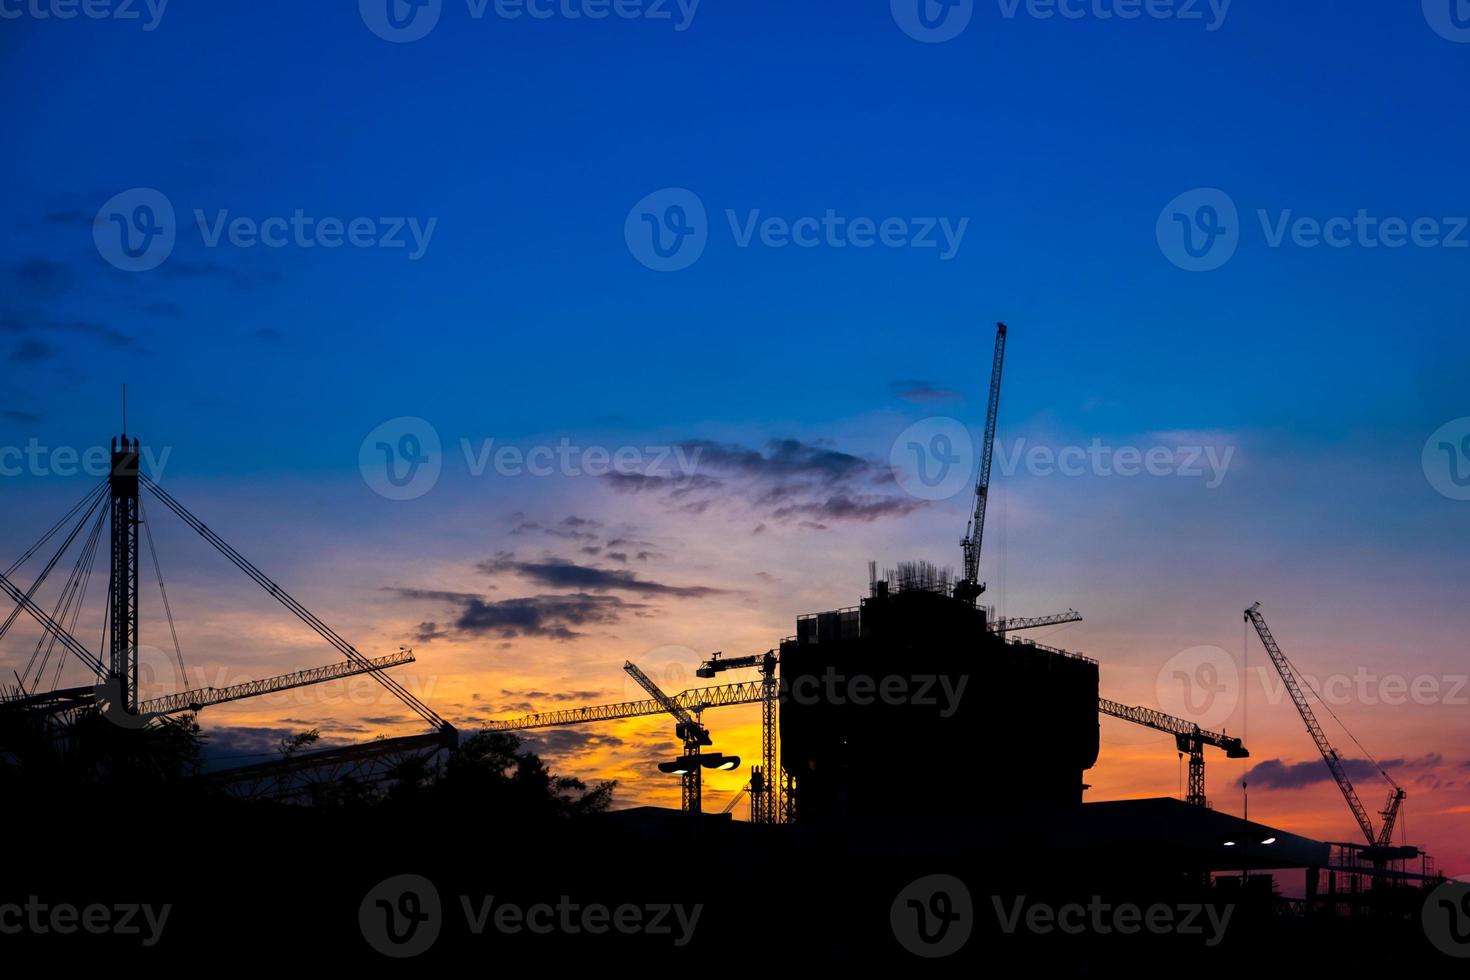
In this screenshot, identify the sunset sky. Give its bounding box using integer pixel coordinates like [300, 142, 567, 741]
[2, 2, 1467, 879]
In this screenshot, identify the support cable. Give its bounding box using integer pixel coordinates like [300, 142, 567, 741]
[0, 486, 108, 647]
[140, 497, 186, 680]
[140, 475, 443, 729]
[25, 504, 107, 689]
[51, 516, 102, 693]
[4, 481, 108, 577]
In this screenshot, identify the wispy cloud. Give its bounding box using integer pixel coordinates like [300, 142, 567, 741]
[603, 436, 924, 528]
[892, 379, 961, 403]
[478, 555, 726, 597]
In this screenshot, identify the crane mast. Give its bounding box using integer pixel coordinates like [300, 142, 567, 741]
[624, 660, 712, 814]
[1098, 698, 1249, 807]
[956, 322, 1007, 605]
[1245, 602, 1401, 847]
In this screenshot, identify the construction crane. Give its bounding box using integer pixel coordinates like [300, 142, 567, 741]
[0, 433, 451, 741]
[988, 609, 1082, 638]
[721, 783, 750, 817]
[695, 650, 780, 823]
[624, 660, 719, 814]
[955, 322, 1007, 605]
[483, 680, 764, 731]
[1099, 698, 1249, 807]
[1245, 603, 1406, 854]
[4, 645, 418, 719]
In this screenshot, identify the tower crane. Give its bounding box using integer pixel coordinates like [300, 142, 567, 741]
[1245, 603, 1406, 856]
[0, 433, 451, 740]
[695, 650, 779, 823]
[1098, 698, 1249, 807]
[988, 609, 1082, 638]
[623, 661, 719, 814]
[955, 322, 1007, 605]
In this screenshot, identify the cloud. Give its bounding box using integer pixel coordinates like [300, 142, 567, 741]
[603, 436, 923, 529]
[9, 258, 73, 298]
[893, 379, 962, 403]
[771, 493, 924, 523]
[392, 587, 645, 641]
[477, 556, 726, 598]
[686, 437, 875, 484]
[521, 729, 625, 758]
[0, 314, 138, 351]
[199, 725, 355, 770]
[10, 339, 54, 364]
[1246, 754, 1442, 789]
[1, 409, 42, 425]
[499, 687, 604, 704]
[42, 210, 92, 228]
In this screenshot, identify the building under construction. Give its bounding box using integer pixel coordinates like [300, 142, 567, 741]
[779, 562, 1099, 827]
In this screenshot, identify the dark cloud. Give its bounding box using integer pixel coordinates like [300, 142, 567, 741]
[198, 725, 354, 770]
[10, 258, 73, 298]
[478, 556, 725, 598]
[253, 327, 283, 342]
[604, 437, 922, 529]
[772, 493, 925, 523]
[500, 687, 605, 703]
[11, 338, 55, 364]
[391, 587, 643, 641]
[42, 210, 92, 228]
[892, 379, 962, 403]
[605, 535, 657, 550]
[0, 314, 138, 351]
[1246, 754, 1442, 790]
[522, 729, 625, 757]
[2, 409, 42, 425]
[546, 517, 600, 541]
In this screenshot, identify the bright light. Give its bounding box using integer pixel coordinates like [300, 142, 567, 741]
[1260, 837, 1277, 845]
[1222, 841, 1236, 847]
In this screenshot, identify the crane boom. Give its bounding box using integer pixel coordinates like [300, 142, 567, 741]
[957, 322, 1007, 604]
[139, 650, 416, 715]
[1098, 698, 1246, 754]
[483, 681, 764, 731]
[989, 609, 1082, 636]
[1246, 602, 1379, 845]
[1100, 697, 1248, 807]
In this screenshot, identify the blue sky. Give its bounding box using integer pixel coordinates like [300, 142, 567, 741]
[2, 2, 1469, 869]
